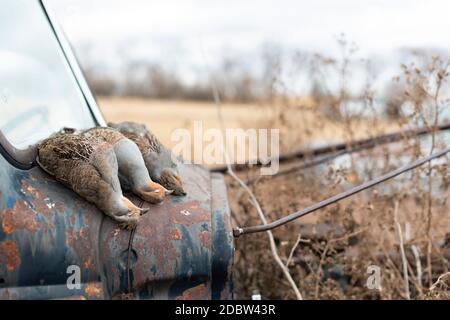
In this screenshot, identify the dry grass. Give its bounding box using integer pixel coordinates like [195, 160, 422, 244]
[96, 49, 450, 300]
[98, 96, 400, 155]
[99, 95, 450, 300]
[228, 143, 450, 299]
[227, 54, 450, 300]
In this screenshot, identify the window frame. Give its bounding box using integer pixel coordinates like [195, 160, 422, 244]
[0, 0, 107, 170]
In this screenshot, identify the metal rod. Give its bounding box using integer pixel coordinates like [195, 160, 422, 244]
[213, 123, 450, 173]
[261, 132, 418, 181]
[233, 146, 450, 237]
[246, 149, 350, 184]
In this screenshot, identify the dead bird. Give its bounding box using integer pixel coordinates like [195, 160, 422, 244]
[81, 127, 172, 203]
[36, 133, 146, 229]
[109, 121, 186, 196]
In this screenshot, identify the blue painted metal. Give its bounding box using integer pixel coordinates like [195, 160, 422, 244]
[0, 154, 234, 300]
[211, 173, 234, 300]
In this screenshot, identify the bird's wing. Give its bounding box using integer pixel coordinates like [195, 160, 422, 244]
[88, 144, 122, 194]
[144, 130, 162, 153]
[37, 134, 93, 174]
[82, 127, 124, 145]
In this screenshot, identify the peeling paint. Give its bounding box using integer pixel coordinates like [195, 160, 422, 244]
[180, 210, 191, 216]
[1, 289, 9, 300]
[176, 283, 209, 300]
[0, 153, 233, 300]
[67, 227, 97, 270]
[85, 283, 103, 298]
[171, 228, 183, 240]
[1, 200, 39, 234]
[199, 231, 211, 249]
[21, 180, 53, 215]
[0, 240, 21, 272]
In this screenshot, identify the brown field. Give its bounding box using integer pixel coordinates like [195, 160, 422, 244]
[98, 96, 449, 300]
[98, 97, 267, 147]
[98, 96, 400, 152]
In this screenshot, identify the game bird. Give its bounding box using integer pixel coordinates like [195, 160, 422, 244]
[81, 127, 173, 204]
[36, 133, 146, 229]
[109, 121, 187, 196]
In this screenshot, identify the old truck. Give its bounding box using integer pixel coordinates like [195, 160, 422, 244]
[0, 0, 233, 300]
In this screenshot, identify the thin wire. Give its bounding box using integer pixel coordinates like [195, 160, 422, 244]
[234, 145, 450, 236]
[126, 226, 136, 294]
[201, 45, 304, 300]
[125, 199, 143, 296]
[247, 149, 349, 184]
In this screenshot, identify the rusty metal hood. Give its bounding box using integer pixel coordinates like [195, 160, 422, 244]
[101, 164, 234, 300]
[0, 155, 233, 300]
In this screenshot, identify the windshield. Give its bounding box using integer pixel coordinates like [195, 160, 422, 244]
[0, 0, 95, 149]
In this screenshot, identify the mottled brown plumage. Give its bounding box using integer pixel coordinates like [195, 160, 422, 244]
[81, 127, 172, 203]
[36, 133, 146, 228]
[82, 126, 126, 145]
[109, 121, 186, 196]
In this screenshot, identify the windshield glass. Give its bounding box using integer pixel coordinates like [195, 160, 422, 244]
[0, 0, 95, 149]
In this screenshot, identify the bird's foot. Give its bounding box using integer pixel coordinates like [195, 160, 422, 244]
[116, 214, 140, 230]
[119, 220, 138, 230]
[113, 198, 147, 229]
[159, 168, 186, 196]
[135, 181, 172, 204]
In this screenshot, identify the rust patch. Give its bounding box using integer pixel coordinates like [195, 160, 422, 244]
[176, 283, 209, 300]
[171, 228, 183, 240]
[0, 240, 21, 272]
[0, 289, 18, 300]
[132, 194, 211, 285]
[170, 201, 210, 226]
[132, 207, 181, 283]
[83, 259, 95, 269]
[84, 283, 102, 298]
[199, 230, 211, 249]
[1, 200, 39, 234]
[67, 228, 96, 270]
[1, 289, 9, 300]
[115, 165, 214, 291]
[58, 295, 87, 300]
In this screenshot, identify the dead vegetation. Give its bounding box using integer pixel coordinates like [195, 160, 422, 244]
[97, 37, 450, 300]
[227, 43, 450, 300]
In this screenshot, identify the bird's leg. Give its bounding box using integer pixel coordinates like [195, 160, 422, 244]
[65, 158, 147, 228]
[114, 139, 171, 204]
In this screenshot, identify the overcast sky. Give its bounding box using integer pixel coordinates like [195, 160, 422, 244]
[49, 0, 450, 52]
[46, 0, 450, 90]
